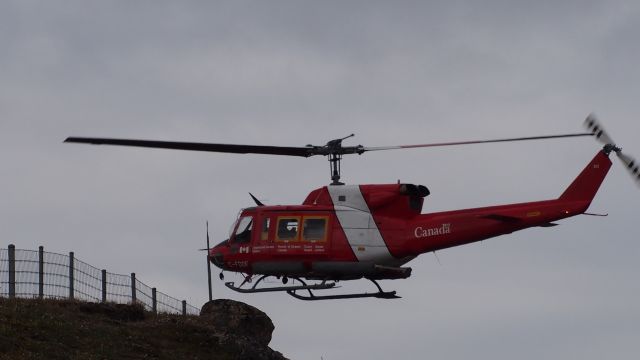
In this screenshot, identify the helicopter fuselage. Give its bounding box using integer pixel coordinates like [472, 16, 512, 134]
[210, 149, 612, 281]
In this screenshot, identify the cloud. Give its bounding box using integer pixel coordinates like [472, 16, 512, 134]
[2, 1, 639, 359]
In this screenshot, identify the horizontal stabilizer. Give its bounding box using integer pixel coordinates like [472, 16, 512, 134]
[538, 222, 559, 227]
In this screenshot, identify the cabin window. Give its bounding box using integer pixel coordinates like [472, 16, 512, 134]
[261, 217, 270, 241]
[233, 216, 253, 243]
[302, 217, 328, 242]
[276, 217, 300, 241]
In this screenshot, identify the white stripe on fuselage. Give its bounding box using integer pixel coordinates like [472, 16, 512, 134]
[327, 185, 394, 263]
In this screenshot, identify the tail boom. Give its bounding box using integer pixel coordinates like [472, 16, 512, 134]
[389, 149, 612, 258]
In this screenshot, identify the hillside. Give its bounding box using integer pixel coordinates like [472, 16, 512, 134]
[0, 298, 288, 360]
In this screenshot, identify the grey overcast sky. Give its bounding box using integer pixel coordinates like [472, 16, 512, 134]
[2, 1, 639, 359]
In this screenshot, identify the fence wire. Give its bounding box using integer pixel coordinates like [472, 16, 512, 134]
[43, 251, 71, 299]
[0, 246, 199, 316]
[14, 249, 40, 298]
[74, 257, 102, 302]
[136, 279, 154, 312]
[106, 271, 132, 304]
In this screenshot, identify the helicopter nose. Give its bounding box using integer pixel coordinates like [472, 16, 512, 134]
[209, 241, 228, 269]
[211, 252, 224, 267]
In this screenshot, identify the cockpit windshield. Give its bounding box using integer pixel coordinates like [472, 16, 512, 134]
[231, 215, 253, 243]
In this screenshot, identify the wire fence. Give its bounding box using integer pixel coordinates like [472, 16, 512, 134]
[0, 245, 199, 316]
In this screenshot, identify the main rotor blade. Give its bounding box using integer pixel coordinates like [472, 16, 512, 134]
[362, 133, 594, 152]
[64, 137, 312, 157]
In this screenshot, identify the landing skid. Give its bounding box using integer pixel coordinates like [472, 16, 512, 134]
[224, 275, 336, 294]
[287, 278, 400, 301]
[224, 275, 399, 300]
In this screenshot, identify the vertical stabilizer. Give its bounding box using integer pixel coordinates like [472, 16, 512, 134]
[559, 149, 612, 203]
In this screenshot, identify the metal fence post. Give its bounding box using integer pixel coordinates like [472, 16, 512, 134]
[38, 246, 44, 299]
[152, 288, 157, 314]
[182, 300, 186, 316]
[131, 273, 136, 303]
[101, 269, 107, 303]
[8, 244, 15, 299]
[69, 251, 74, 300]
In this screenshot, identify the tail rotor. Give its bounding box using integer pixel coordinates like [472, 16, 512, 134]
[584, 114, 640, 187]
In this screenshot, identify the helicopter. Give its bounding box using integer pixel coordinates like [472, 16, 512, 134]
[65, 115, 639, 300]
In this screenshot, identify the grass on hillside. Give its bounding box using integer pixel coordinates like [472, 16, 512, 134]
[0, 297, 244, 360]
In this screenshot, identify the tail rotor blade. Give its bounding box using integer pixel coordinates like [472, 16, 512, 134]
[617, 152, 640, 187]
[584, 114, 615, 145]
[586, 115, 640, 187]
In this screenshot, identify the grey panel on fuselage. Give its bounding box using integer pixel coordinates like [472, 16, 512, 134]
[327, 185, 394, 264]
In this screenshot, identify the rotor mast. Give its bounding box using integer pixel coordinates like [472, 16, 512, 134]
[325, 134, 355, 185]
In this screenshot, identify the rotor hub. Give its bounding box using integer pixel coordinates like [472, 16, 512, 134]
[603, 143, 622, 155]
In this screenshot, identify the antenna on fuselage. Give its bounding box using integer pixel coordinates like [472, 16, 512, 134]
[249, 192, 265, 206]
[432, 251, 442, 266]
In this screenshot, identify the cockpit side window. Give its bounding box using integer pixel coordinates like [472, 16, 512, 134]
[232, 216, 253, 243]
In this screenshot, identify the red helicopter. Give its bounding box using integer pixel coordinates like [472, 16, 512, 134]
[65, 115, 639, 300]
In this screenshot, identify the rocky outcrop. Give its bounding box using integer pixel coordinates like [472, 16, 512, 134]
[200, 299, 286, 360]
[0, 297, 288, 360]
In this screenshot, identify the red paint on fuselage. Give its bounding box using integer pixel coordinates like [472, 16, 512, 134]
[211, 149, 612, 278]
[381, 150, 612, 258]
